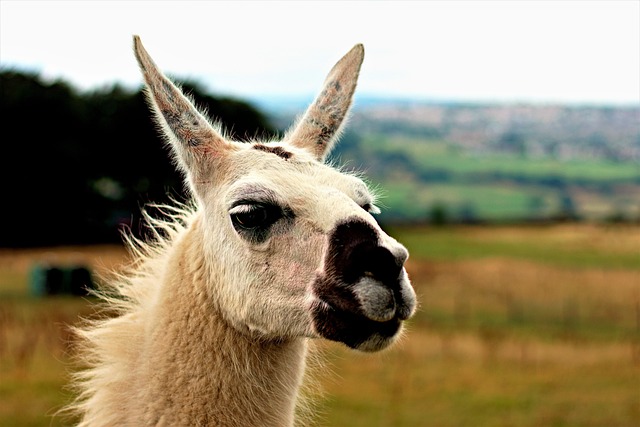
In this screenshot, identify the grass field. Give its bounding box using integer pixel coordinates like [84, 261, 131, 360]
[1, 225, 639, 426]
[366, 136, 640, 182]
[352, 135, 640, 222]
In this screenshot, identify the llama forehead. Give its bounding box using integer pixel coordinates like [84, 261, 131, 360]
[229, 142, 316, 167]
[223, 154, 373, 209]
[252, 144, 293, 160]
[198, 141, 312, 185]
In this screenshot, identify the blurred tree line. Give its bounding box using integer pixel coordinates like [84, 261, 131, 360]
[0, 70, 277, 247]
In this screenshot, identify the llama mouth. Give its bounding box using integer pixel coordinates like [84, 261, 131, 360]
[311, 297, 403, 352]
[352, 271, 415, 322]
[310, 269, 415, 325]
[352, 276, 397, 322]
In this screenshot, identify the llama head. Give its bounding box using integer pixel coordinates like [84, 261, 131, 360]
[133, 36, 416, 352]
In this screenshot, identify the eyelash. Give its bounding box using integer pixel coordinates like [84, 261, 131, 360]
[229, 203, 283, 231]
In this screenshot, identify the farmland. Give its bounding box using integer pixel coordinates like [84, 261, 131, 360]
[1, 225, 638, 426]
[334, 133, 640, 223]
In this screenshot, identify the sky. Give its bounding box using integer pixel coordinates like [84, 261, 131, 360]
[1, 0, 639, 105]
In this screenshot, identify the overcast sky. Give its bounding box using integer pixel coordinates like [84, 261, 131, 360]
[1, 1, 639, 105]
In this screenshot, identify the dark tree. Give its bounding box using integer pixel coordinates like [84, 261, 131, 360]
[0, 70, 277, 247]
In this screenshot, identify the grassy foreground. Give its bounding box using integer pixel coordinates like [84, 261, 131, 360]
[0, 225, 639, 426]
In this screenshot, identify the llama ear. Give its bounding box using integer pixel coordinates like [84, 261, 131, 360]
[285, 44, 364, 162]
[133, 36, 231, 177]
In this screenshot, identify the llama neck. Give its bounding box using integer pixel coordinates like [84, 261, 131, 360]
[131, 227, 307, 426]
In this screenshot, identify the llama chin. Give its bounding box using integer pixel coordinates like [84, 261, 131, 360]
[68, 36, 416, 427]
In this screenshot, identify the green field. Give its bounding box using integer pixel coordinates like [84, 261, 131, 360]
[1, 226, 639, 426]
[364, 136, 640, 181]
[343, 135, 640, 223]
[381, 182, 546, 221]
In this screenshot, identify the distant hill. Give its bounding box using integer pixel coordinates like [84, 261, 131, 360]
[352, 102, 639, 162]
[264, 99, 640, 223]
[347, 102, 639, 223]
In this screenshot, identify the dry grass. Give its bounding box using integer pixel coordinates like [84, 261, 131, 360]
[316, 328, 639, 427]
[409, 257, 640, 341]
[0, 246, 129, 426]
[458, 224, 640, 255]
[0, 297, 93, 426]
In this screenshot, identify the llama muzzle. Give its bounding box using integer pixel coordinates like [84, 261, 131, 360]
[311, 218, 416, 351]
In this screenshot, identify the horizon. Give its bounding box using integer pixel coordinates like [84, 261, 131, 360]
[4, 66, 639, 111]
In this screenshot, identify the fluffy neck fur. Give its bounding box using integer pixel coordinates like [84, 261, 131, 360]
[73, 211, 307, 426]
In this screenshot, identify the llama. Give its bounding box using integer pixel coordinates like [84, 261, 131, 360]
[69, 36, 417, 426]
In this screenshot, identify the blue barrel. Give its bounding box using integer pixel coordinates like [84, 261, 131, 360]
[29, 264, 94, 296]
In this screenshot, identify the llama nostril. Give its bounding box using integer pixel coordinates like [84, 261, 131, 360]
[348, 245, 404, 288]
[329, 219, 406, 286]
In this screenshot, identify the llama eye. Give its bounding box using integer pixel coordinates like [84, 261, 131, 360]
[230, 203, 282, 231]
